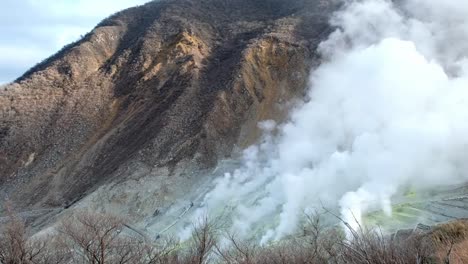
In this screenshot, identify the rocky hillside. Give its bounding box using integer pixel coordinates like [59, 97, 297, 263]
[0, 0, 337, 219]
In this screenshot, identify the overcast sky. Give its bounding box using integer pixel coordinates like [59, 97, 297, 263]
[0, 0, 150, 84]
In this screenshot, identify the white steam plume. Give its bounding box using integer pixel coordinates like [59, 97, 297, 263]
[181, 0, 468, 242]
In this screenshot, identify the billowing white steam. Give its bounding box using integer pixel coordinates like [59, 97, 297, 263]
[183, 0, 468, 242]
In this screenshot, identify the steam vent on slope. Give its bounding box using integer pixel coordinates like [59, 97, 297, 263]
[3, 0, 468, 251]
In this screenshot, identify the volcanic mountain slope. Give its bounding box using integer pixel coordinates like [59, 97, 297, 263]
[0, 0, 336, 216]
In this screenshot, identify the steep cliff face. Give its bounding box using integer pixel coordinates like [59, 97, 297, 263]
[0, 0, 336, 213]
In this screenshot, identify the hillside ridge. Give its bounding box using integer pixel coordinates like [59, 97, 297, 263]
[0, 0, 336, 216]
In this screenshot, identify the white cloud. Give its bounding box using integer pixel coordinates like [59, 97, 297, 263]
[0, 0, 150, 84]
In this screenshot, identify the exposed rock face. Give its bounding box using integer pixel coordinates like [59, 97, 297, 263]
[0, 0, 336, 213]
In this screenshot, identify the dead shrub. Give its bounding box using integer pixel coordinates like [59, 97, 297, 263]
[3, 207, 467, 264]
[0, 210, 67, 264]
